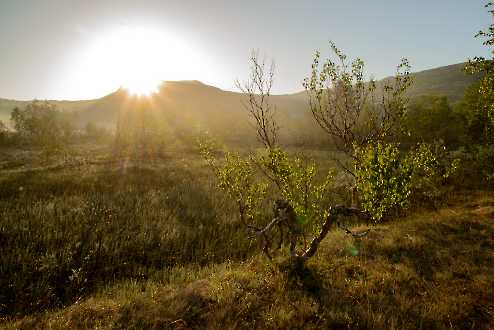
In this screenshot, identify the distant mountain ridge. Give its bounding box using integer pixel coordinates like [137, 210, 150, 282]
[399, 63, 479, 102]
[286, 62, 478, 102]
[0, 62, 480, 133]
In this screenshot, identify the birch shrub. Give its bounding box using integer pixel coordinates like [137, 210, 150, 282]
[355, 142, 459, 221]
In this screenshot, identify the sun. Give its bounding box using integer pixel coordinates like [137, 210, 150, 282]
[114, 28, 165, 96]
[72, 26, 212, 98]
[124, 82, 158, 96]
[122, 77, 160, 97]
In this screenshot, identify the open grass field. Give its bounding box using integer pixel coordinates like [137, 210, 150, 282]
[0, 143, 493, 329]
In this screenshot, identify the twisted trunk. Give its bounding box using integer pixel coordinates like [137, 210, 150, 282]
[253, 201, 370, 261]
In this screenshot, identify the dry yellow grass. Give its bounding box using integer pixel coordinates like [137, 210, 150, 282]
[2, 191, 493, 329]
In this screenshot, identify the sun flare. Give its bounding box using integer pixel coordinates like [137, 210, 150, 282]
[72, 26, 211, 98]
[123, 78, 160, 96]
[114, 27, 165, 96]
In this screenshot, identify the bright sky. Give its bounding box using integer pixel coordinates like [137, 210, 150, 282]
[0, 0, 491, 100]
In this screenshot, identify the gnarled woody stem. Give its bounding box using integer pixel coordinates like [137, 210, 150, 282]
[252, 203, 370, 260]
[302, 205, 370, 259]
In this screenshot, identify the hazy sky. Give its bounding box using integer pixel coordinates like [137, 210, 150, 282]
[0, 0, 491, 100]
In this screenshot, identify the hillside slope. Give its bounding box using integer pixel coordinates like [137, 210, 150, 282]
[0, 62, 478, 121]
[0, 62, 480, 145]
[72, 62, 478, 126]
[403, 62, 479, 102]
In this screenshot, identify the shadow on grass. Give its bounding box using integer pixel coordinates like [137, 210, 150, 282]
[279, 258, 328, 303]
[385, 215, 493, 279]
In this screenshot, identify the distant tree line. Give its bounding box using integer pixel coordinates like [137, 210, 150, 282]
[10, 101, 73, 147]
[0, 100, 112, 149]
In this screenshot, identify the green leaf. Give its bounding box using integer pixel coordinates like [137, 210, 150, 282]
[296, 213, 308, 225]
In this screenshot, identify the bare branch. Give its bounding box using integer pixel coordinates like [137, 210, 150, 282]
[236, 50, 279, 149]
